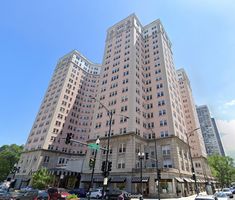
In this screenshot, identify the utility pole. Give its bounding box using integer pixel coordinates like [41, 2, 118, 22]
[186, 127, 200, 195]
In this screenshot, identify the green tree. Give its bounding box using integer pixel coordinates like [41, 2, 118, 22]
[208, 155, 235, 187]
[31, 168, 53, 189]
[0, 144, 23, 181]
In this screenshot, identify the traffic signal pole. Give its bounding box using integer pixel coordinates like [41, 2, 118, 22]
[101, 111, 113, 200]
[154, 138, 161, 200]
[88, 148, 98, 200]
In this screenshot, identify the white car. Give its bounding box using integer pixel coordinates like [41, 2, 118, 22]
[222, 188, 233, 198]
[87, 188, 106, 199]
[214, 192, 229, 200]
[195, 195, 216, 200]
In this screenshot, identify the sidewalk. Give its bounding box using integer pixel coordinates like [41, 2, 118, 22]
[143, 192, 207, 200]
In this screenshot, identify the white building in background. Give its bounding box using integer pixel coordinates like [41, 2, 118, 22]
[196, 105, 224, 156]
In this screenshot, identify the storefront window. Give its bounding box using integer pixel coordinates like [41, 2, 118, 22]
[159, 179, 173, 193]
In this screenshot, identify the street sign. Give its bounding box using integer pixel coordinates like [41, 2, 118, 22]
[103, 177, 108, 185]
[88, 143, 100, 150]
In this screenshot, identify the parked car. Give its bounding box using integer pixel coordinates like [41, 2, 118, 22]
[86, 188, 106, 199]
[230, 187, 235, 194]
[222, 188, 233, 198]
[214, 192, 229, 200]
[69, 188, 87, 197]
[106, 189, 130, 200]
[2, 190, 39, 200]
[195, 195, 217, 200]
[37, 190, 48, 200]
[20, 186, 33, 192]
[47, 188, 70, 200]
[0, 189, 10, 200]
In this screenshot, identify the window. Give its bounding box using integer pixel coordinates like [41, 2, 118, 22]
[195, 162, 201, 168]
[58, 157, 65, 164]
[160, 120, 167, 126]
[121, 96, 128, 102]
[119, 127, 127, 134]
[44, 156, 50, 163]
[160, 131, 169, 137]
[121, 105, 128, 112]
[159, 110, 166, 116]
[123, 79, 128, 84]
[162, 145, 171, 155]
[117, 159, 125, 169]
[123, 71, 129, 76]
[119, 143, 126, 153]
[157, 91, 164, 97]
[158, 100, 165, 106]
[120, 116, 128, 123]
[163, 159, 172, 168]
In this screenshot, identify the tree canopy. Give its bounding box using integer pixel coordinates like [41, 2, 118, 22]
[31, 168, 54, 189]
[208, 154, 235, 187]
[0, 144, 23, 181]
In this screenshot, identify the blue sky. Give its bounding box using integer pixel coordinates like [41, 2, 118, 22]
[0, 0, 235, 158]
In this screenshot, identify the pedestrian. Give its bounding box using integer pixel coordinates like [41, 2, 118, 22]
[184, 187, 187, 197]
[118, 192, 124, 200]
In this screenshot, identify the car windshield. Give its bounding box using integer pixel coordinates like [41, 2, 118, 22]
[195, 196, 214, 200]
[223, 188, 230, 192]
[216, 193, 227, 197]
[58, 188, 66, 192]
[92, 190, 99, 192]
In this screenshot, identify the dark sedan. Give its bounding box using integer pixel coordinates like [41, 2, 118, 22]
[69, 188, 87, 198]
[106, 189, 130, 200]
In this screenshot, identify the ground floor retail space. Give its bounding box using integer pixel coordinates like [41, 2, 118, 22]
[81, 173, 215, 198]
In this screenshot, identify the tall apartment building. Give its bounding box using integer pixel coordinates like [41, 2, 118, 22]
[177, 69, 211, 178]
[211, 118, 225, 156]
[16, 50, 101, 188]
[196, 105, 223, 156]
[81, 14, 210, 197]
[16, 14, 213, 197]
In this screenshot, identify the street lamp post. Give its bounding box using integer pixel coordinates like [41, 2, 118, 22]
[88, 138, 100, 200]
[91, 96, 113, 200]
[138, 152, 145, 196]
[147, 128, 161, 200]
[91, 96, 129, 200]
[186, 127, 200, 195]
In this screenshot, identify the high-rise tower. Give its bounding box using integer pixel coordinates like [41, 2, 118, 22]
[82, 14, 207, 197]
[211, 118, 225, 156]
[16, 50, 101, 187]
[177, 69, 211, 178]
[196, 105, 224, 156]
[16, 14, 213, 197]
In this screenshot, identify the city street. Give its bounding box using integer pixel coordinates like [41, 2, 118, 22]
[79, 192, 235, 200]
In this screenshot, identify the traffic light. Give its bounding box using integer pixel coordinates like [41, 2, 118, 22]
[192, 173, 196, 180]
[157, 169, 161, 180]
[145, 153, 149, 160]
[108, 161, 112, 172]
[89, 158, 95, 170]
[65, 133, 72, 144]
[101, 161, 106, 172]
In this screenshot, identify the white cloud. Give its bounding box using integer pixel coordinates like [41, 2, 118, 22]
[216, 119, 235, 159]
[224, 99, 235, 107]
